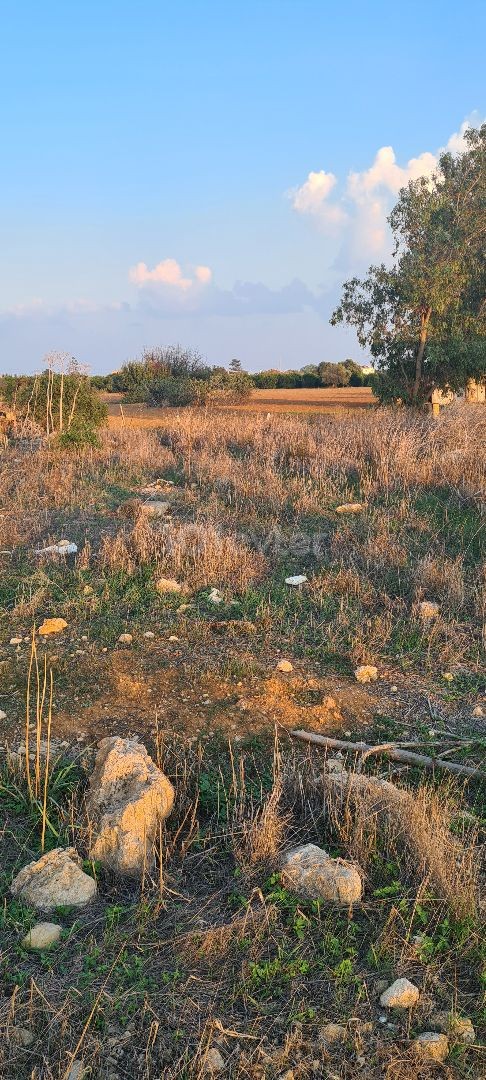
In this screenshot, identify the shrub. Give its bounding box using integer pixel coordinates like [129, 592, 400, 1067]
[0, 365, 107, 438]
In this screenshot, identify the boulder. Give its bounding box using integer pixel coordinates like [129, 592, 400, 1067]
[281, 843, 362, 905]
[413, 1032, 449, 1062]
[37, 618, 68, 636]
[22, 921, 62, 950]
[11, 848, 97, 912]
[86, 736, 175, 876]
[379, 978, 419, 1009]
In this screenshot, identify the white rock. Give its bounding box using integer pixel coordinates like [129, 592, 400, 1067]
[202, 1047, 225, 1073]
[10, 637, 23, 645]
[11, 848, 97, 912]
[355, 664, 378, 683]
[208, 587, 224, 604]
[0, 709, 7, 720]
[155, 577, 182, 594]
[22, 921, 62, 950]
[430, 1012, 475, 1043]
[118, 633, 133, 644]
[281, 843, 362, 905]
[86, 736, 175, 876]
[143, 631, 155, 639]
[380, 978, 419, 1009]
[472, 705, 484, 717]
[277, 659, 293, 672]
[285, 574, 308, 586]
[413, 1032, 449, 1062]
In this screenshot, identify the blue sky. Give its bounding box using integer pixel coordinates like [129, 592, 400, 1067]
[1, 1, 484, 373]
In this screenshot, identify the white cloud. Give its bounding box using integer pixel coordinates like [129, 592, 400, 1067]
[291, 114, 484, 266]
[194, 265, 212, 284]
[129, 258, 195, 289]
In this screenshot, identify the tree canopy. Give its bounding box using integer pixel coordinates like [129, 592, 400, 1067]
[331, 124, 486, 403]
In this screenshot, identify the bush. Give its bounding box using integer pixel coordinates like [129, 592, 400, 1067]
[0, 367, 107, 438]
[149, 376, 196, 407]
[318, 362, 351, 387]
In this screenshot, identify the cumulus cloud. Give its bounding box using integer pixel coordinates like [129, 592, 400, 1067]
[129, 258, 212, 291]
[291, 114, 484, 266]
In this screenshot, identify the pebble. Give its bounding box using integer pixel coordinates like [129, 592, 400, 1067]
[11, 1026, 34, 1047]
[277, 659, 293, 673]
[10, 636, 23, 646]
[143, 631, 155, 639]
[0, 709, 7, 721]
[118, 633, 133, 645]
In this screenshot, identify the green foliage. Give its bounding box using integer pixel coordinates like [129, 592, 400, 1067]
[318, 361, 351, 387]
[0, 360, 107, 437]
[332, 124, 486, 402]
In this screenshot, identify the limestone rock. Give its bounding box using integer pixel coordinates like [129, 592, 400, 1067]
[22, 921, 62, 950]
[118, 633, 133, 644]
[319, 1022, 347, 1045]
[86, 736, 175, 876]
[202, 1047, 225, 1073]
[11, 848, 97, 912]
[141, 500, 170, 517]
[355, 664, 378, 683]
[281, 843, 362, 905]
[277, 659, 293, 672]
[379, 978, 419, 1009]
[10, 637, 23, 645]
[208, 587, 224, 604]
[155, 577, 182, 594]
[336, 503, 364, 514]
[413, 1032, 449, 1062]
[418, 600, 440, 621]
[11, 1026, 34, 1047]
[285, 574, 307, 586]
[38, 618, 68, 636]
[429, 1012, 475, 1043]
[0, 709, 7, 720]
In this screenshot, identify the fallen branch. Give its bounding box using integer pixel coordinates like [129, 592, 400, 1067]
[290, 729, 485, 780]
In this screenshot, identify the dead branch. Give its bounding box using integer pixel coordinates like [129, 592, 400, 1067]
[290, 729, 485, 780]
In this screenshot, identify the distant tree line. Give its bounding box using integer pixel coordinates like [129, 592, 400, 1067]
[91, 354, 374, 398]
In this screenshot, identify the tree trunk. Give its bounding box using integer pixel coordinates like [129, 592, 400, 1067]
[412, 307, 431, 401]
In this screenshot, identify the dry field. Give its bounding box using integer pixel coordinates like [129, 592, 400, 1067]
[104, 386, 375, 427]
[0, 403, 485, 1079]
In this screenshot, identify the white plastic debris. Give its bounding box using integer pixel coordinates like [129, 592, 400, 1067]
[35, 541, 78, 556]
[285, 575, 308, 586]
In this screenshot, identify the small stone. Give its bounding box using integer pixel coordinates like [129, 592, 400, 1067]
[335, 503, 364, 514]
[0, 709, 7, 720]
[418, 600, 440, 620]
[66, 1061, 86, 1080]
[142, 500, 170, 517]
[472, 705, 484, 717]
[326, 758, 346, 775]
[379, 978, 420, 1009]
[202, 1047, 225, 1073]
[277, 659, 293, 673]
[319, 1022, 347, 1045]
[11, 1026, 34, 1047]
[11, 848, 96, 912]
[168, 635, 179, 642]
[281, 843, 362, 905]
[413, 1032, 449, 1062]
[155, 577, 182, 595]
[390, 685, 398, 693]
[22, 921, 62, 950]
[285, 574, 308, 586]
[118, 633, 133, 644]
[143, 631, 155, 639]
[83, 585, 93, 596]
[208, 587, 224, 604]
[38, 618, 68, 636]
[10, 636, 23, 645]
[429, 1012, 475, 1043]
[355, 664, 378, 684]
[442, 672, 454, 682]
